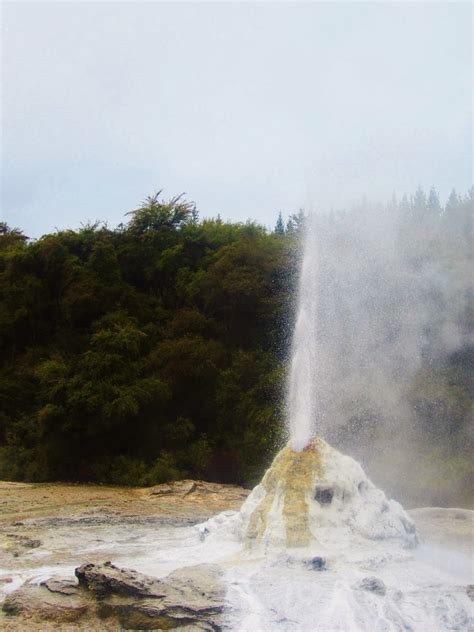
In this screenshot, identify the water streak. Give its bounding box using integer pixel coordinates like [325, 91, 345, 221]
[287, 217, 318, 451]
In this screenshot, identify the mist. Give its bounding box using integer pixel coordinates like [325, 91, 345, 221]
[290, 189, 473, 507]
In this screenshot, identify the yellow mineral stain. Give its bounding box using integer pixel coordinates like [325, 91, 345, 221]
[246, 439, 323, 548]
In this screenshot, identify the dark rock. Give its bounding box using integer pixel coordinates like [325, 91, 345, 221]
[356, 576, 386, 596]
[467, 585, 474, 601]
[4, 561, 225, 629]
[41, 576, 80, 596]
[83, 562, 224, 629]
[314, 487, 333, 504]
[98, 599, 221, 630]
[7, 533, 42, 547]
[306, 556, 326, 571]
[22, 514, 201, 529]
[75, 560, 167, 598]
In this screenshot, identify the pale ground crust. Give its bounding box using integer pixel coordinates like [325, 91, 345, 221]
[0, 480, 472, 630]
[0, 479, 249, 630]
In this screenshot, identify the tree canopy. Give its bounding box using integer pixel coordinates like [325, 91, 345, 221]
[0, 188, 472, 504]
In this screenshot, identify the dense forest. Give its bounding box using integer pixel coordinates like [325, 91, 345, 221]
[0, 188, 472, 504]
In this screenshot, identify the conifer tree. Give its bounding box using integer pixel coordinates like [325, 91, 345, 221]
[412, 186, 427, 222]
[274, 212, 285, 235]
[427, 187, 441, 215]
[445, 189, 459, 214]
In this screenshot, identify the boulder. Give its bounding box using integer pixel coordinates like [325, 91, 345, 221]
[2, 533, 42, 559]
[42, 576, 82, 596]
[3, 582, 88, 623]
[2, 561, 225, 630]
[75, 560, 167, 598]
[355, 576, 386, 596]
[83, 562, 225, 630]
[305, 556, 326, 571]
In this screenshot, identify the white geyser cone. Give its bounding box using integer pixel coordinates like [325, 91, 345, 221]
[199, 438, 418, 555]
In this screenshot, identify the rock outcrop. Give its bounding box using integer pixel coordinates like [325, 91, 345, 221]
[3, 578, 88, 623]
[2, 561, 225, 630]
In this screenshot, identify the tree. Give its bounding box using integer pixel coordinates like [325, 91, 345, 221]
[191, 205, 200, 224]
[445, 189, 460, 215]
[411, 186, 427, 223]
[274, 212, 285, 235]
[427, 187, 441, 215]
[286, 209, 306, 235]
[0, 223, 28, 250]
[126, 191, 195, 233]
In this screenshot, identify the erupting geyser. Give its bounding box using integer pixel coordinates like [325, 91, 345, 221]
[287, 217, 319, 451]
[194, 208, 470, 631]
[200, 438, 418, 556]
[239, 438, 417, 552]
[201, 213, 419, 558]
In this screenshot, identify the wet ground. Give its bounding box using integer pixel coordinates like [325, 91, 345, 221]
[0, 480, 472, 631]
[0, 479, 248, 629]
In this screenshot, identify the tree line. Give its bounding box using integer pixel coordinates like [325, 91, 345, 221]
[0, 187, 472, 500]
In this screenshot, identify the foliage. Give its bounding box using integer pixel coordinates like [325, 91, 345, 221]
[0, 188, 472, 499]
[0, 201, 293, 486]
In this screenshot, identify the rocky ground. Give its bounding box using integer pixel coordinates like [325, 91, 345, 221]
[3, 560, 226, 631]
[0, 479, 249, 526]
[0, 480, 472, 631]
[0, 479, 249, 630]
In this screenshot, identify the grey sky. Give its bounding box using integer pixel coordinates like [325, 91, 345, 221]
[2, 1, 472, 237]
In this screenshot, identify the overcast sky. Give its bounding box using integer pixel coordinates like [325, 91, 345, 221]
[2, 2, 472, 237]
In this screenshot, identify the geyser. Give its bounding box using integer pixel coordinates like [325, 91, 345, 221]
[287, 216, 319, 451]
[241, 439, 417, 552]
[201, 215, 419, 557]
[200, 439, 418, 556]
